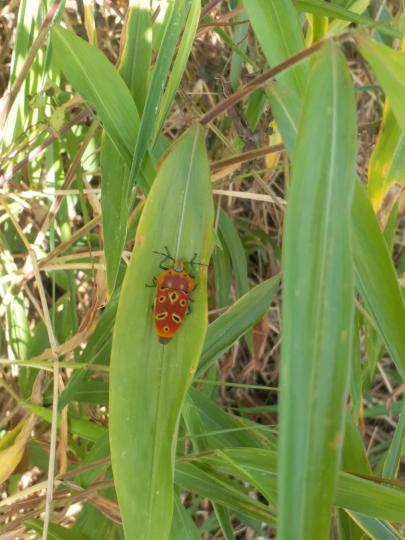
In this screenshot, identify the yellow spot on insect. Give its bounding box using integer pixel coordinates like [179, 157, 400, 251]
[159, 296, 165, 303]
[167, 281, 173, 287]
[172, 313, 181, 323]
[180, 299, 187, 307]
[163, 326, 170, 333]
[170, 292, 178, 303]
[156, 312, 168, 320]
[179, 284, 185, 290]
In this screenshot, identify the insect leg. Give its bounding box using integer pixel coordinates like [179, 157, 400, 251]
[145, 276, 157, 288]
[153, 246, 174, 269]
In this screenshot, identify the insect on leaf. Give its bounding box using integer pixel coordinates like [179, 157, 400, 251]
[109, 124, 214, 539]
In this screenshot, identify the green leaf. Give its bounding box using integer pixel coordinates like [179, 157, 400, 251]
[382, 399, 405, 479]
[243, 0, 307, 97]
[193, 448, 405, 523]
[367, 104, 405, 213]
[25, 403, 105, 442]
[118, 0, 152, 113]
[197, 274, 280, 376]
[329, 1, 370, 33]
[357, 37, 405, 134]
[218, 210, 248, 300]
[25, 519, 91, 540]
[229, 0, 250, 91]
[127, 0, 187, 189]
[51, 25, 139, 166]
[175, 462, 276, 525]
[109, 124, 214, 540]
[351, 182, 405, 381]
[101, 1, 153, 294]
[171, 496, 201, 539]
[295, 0, 401, 37]
[154, 0, 200, 140]
[185, 387, 275, 450]
[346, 513, 402, 540]
[279, 42, 357, 539]
[243, 0, 308, 151]
[265, 81, 301, 156]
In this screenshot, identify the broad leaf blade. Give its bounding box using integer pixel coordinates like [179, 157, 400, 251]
[279, 42, 357, 539]
[109, 124, 214, 539]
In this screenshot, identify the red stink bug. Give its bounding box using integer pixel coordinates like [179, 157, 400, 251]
[148, 247, 204, 344]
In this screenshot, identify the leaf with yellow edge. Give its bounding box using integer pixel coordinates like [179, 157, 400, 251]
[0, 415, 36, 483]
[367, 37, 405, 215]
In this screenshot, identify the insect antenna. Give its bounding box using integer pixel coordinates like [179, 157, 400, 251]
[153, 246, 174, 258]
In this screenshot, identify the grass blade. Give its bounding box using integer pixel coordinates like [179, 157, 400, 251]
[194, 448, 405, 523]
[119, 0, 152, 114]
[367, 104, 405, 214]
[279, 42, 357, 539]
[243, 0, 307, 97]
[197, 275, 280, 376]
[352, 182, 405, 381]
[101, 1, 153, 294]
[357, 36, 405, 133]
[296, 0, 401, 37]
[50, 26, 139, 166]
[154, 0, 200, 141]
[109, 124, 214, 539]
[127, 0, 186, 190]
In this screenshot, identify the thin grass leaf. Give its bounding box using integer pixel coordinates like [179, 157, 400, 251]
[329, 0, 370, 33]
[50, 26, 140, 166]
[243, 0, 307, 152]
[197, 274, 280, 376]
[109, 124, 214, 539]
[186, 387, 276, 450]
[279, 42, 357, 539]
[119, 0, 152, 114]
[352, 182, 405, 381]
[25, 404, 105, 442]
[1, 0, 42, 147]
[357, 36, 405, 134]
[337, 472, 405, 523]
[296, 0, 401, 37]
[102, 1, 152, 294]
[171, 496, 201, 540]
[382, 399, 405, 479]
[127, 0, 186, 190]
[212, 237, 232, 308]
[243, 0, 307, 96]
[25, 519, 91, 540]
[182, 389, 236, 540]
[229, 0, 250, 91]
[367, 104, 405, 213]
[218, 210, 248, 300]
[154, 0, 200, 141]
[59, 295, 117, 408]
[265, 81, 301, 155]
[175, 462, 276, 525]
[345, 513, 402, 540]
[196, 448, 405, 523]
